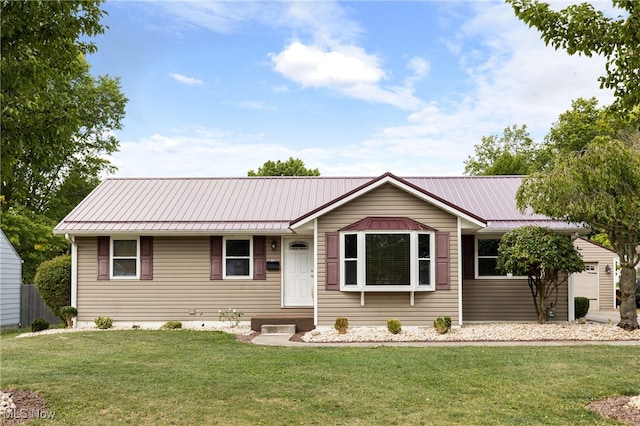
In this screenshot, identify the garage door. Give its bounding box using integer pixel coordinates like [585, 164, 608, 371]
[574, 263, 599, 311]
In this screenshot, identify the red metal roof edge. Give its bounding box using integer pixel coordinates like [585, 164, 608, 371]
[289, 172, 487, 226]
[339, 216, 438, 232]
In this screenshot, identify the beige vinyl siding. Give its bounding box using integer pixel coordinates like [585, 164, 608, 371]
[462, 277, 568, 322]
[316, 183, 460, 327]
[76, 236, 311, 322]
[573, 238, 617, 310]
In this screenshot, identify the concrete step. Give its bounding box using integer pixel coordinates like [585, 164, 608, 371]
[261, 324, 296, 335]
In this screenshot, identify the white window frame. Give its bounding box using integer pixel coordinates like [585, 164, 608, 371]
[223, 237, 253, 279]
[339, 231, 435, 292]
[475, 236, 525, 279]
[110, 237, 140, 279]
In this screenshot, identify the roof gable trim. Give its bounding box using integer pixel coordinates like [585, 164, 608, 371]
[290, 173, 487, 229]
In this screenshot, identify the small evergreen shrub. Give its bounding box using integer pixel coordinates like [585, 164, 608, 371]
[161, 320, 183, 330]
[433, 316, 452, 334]
[31, 318, 50, 332]
[59, 306, 78, 328]
[34, 254, 71, 322]
[334, 317, 349, 334]
[387, 318, 402, 334]
[94, 316, 113, 329]
[574, 297, 590, 319]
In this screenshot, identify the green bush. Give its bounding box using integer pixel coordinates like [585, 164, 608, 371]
[94, 316, 113, 329]
[59, 306, 78, 328]
[387, 318, 402, 334]
[434, 316, 452, 335]
[31, 318, 50, 332]
[34, 254, 71, 321]
[574, 297, 590, 319]
[334, 317, 349, 334]
[161, 321, 183, 330]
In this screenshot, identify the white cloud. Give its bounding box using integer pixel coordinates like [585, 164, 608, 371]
[270, 41, 422, 110]
[169, 72, 204, 86]
[405, 57, 431, 87]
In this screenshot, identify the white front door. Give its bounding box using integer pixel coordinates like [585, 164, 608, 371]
[283, 239, 314, 307]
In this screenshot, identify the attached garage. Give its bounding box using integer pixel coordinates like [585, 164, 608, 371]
[572, 238, 618, 312]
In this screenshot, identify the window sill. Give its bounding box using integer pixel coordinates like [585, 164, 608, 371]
[340, 286, 435, 292]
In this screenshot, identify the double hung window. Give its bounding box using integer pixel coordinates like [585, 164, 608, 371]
[112, 239, 139, 278]
[224, 238, 252, 278]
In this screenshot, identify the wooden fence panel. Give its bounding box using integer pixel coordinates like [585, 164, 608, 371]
[20, 285, 60, 327]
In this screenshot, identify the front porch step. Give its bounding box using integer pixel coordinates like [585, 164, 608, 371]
[260, 324, 296, 335]
[251, 315, 314, 332]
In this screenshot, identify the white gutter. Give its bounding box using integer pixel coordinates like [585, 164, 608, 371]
[65, 234, 78, 326]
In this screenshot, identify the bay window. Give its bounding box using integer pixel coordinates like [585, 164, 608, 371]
[340, 231, 434, 291]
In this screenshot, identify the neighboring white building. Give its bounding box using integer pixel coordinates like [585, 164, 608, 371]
[1, 229, 22, 328]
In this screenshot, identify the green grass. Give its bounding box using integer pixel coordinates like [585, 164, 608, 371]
[1, 330, 638, 425]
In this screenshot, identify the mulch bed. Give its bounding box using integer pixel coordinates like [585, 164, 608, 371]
[1, 389, 48, 425]
[587, 396, 640, 426]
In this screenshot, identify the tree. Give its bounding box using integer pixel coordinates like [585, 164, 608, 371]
[248, 157, 320, 176]
[516, 135, 640, 330]
[34, 254, 72, 322]
[496, 226, 585, 324]
[464, 125, 541, 175]
[1, 205, 68, 284]
[0, 1, 126, 283]
[507, 0, 640, 120]
[1, 0, 126, 214]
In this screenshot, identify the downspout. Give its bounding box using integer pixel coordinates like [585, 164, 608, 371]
[313, 219, 318, 328]
[457, 218, 463, 327]
[568, 273, 575, 322]
[65, 234, 78, 326]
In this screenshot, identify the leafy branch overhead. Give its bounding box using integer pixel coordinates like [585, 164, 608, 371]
[507, 0, 640, 119]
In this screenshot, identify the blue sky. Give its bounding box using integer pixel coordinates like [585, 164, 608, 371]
[89, 1, 615, 177]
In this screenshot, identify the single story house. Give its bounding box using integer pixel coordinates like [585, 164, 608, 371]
[1, 228, 22, 329]
[53, 173, 613, 330]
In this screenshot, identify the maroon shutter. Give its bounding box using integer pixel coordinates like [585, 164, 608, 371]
[462, 235, 475, 280]
[435, 232, 450, 290]
[253, 236, 266, 280]
[325, 232, 340, 291]
[97, 236, 110, 280]
[210, 236, 223, 280]
[140, 236, 153, 280]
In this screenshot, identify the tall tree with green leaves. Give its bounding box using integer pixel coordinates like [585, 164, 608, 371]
[464, 125, 541, 175]
[1, 0, 127, 281]
[506, 0, 640, 121]
[496, 226, 585, 324]
[248, 157, 320, 176]
[517, 135, 640, 330]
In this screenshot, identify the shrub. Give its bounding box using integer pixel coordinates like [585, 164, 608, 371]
[31, 318, 50, 332]
[433, 316, 452, 335]
[59, 306, 78, 328]
[574, 297, 590, 319]
[218, 308, 243, 327]
[387, 318, 402, 334]
[334, 317, 349, 334]
[161, 320, 183, 330]
[34, 254, 71, 321]
[94, 316, 113, 329]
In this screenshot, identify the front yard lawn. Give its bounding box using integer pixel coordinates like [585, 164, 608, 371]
[1, 330, 638, 425]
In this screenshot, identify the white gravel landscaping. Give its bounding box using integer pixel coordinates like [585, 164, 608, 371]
[302, 321, 640, 343]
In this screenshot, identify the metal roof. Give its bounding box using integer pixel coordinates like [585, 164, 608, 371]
[54, 174, 577, 234]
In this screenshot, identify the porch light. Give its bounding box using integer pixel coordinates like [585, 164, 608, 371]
[271, 240, 277, 251]
[605, 264, 611, 274]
